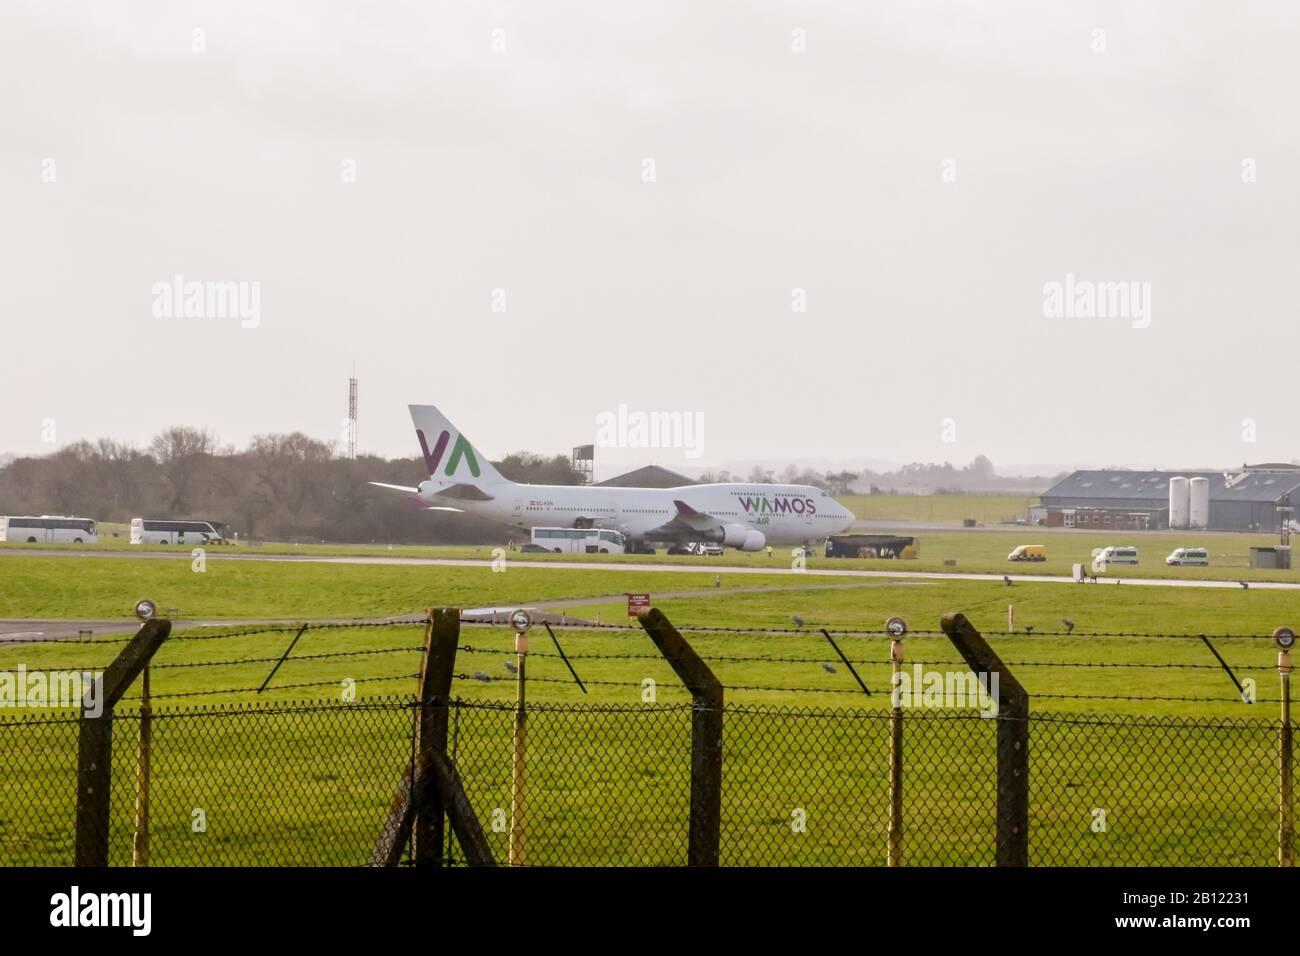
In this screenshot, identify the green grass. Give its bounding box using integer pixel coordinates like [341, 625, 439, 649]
[0, 554, 814, 620]
[0, 554, 1295, 716]
[0, 553, 1293, 866]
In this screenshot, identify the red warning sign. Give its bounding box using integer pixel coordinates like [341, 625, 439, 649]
[627, 593, 650, 616]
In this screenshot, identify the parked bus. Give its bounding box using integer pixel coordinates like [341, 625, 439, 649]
[530, 527, 626, 554]
[130, 518, 228, 545]
[0, 515, 98, 544]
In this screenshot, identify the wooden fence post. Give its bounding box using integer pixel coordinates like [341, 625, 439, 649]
[940, 612, 1029, 867]
[415, 608, 461, 866]
[637, 607, 723, 867]
[75, 618, 171, 867]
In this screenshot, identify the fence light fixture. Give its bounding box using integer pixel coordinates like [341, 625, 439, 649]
[1273, 627, 1296, 651]
[134, 599, 157, 622]
[510, 609, 533, 634]
[886, 617, 907, 637]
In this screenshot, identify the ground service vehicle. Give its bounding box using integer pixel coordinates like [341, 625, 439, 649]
[1007, 544, 1047, 562]
[1095, 545, 1140, 566]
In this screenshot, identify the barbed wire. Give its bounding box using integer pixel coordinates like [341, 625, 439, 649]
[457, 644, 1277, 671]
[450, 673, 1280, 704]
[151, 646, 423, 670]
[118, 672, 420, 702]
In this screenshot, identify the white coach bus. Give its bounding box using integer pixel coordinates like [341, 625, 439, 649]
[530, 527, 626, 554]
[0, 515, 99, 543]
[130, 518, 228, 545]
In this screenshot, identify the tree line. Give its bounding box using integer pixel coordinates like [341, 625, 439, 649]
[0, 429, 584, 544]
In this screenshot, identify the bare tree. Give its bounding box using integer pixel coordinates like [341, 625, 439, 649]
[149, 426, 217, 514]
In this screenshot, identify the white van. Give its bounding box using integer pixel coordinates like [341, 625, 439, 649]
[1094, 545, 1140, 566]
[1166, 547, 1209, 566]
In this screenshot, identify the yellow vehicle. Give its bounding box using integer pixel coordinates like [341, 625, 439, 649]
[1007, 544, 1046, 562]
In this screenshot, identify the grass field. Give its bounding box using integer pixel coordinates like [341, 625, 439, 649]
[0, 554, 1292, 717]
[0, 551, 1292, 866]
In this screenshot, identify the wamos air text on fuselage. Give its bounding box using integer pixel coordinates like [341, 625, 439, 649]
[370, 405, 856, 551]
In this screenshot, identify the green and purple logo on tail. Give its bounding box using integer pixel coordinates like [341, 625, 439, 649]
[417, 429, 481, 479]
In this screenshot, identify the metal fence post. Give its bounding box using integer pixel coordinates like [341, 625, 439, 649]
[637, 607, 723, 867]
[1275, 628, 1294, 867]
[940, 612, 1029, 867]
[887, 636, 904, 866]
[74, 618, 171, 867]
[131, 666, 152, 867]
[508, 614, 530, 867]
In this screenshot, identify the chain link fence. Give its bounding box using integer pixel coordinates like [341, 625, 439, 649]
[1, 697, 1290, 866]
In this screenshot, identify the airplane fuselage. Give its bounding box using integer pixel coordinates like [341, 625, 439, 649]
[416, 480, 856, 549]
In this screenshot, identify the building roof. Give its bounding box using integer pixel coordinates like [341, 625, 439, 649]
[1041, 469, 1300, 504]
[596, 465, 695, 489]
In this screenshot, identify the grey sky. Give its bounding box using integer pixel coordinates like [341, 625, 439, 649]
[3, 1, 1298, 478]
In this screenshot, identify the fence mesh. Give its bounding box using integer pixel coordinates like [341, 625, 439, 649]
[2, 698, 1290, 866]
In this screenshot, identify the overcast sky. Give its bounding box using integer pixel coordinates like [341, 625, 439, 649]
[3, 1, 1298, 478]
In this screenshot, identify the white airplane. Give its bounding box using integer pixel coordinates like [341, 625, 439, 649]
[371, 404, 856, 552]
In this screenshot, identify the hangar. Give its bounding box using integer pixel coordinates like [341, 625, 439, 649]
[596, 465, 695, 489]
[1038, 465, 1300, 532]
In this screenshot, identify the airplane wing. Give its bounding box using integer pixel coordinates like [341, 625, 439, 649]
[643, 500, 721, 539]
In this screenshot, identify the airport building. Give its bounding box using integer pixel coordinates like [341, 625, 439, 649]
[1038, 465, 1300, 532]
[596, 465, 695, 489]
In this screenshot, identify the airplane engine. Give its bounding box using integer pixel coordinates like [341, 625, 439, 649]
[714, 524, 766, 551]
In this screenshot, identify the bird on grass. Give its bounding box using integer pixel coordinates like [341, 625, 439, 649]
[792, 614, 806, 628]
[822, 662, 837, 674]
[472, 670, 491, 682]
[1024, 624, 1034, 635]
[1061, 618, 1075, 634]
[1239, 581, 1250, 590]
[1003, 575, 1013, 586]
[503, 660, 518, 674]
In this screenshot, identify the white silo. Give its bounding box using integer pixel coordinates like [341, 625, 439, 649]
[1188, 476, 1210, 529]
[1168, 476, 1190, 529]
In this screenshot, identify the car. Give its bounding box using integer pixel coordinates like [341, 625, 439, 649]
[519, 543, 549, 553]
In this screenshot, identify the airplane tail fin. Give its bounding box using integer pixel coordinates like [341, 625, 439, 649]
[408, 404, 507, 486]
